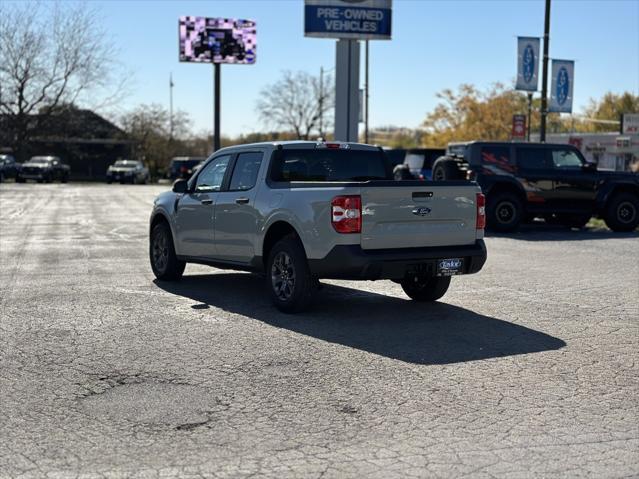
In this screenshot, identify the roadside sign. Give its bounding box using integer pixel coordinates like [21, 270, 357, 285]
[304, 0, 392, 40]
[549, 59, 574, 113]
[512, 115, 526, 140]
[621, 113, 639, 135]
[516, 37, 540, 92]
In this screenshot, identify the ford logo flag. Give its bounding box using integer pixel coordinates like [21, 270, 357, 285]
[549, 59, 574, 113]
[516, 37, 539, 92]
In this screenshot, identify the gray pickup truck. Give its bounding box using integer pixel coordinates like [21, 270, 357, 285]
[149, 141, 487, 312]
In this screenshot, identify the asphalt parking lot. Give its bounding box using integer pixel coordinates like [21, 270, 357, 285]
[1, 183, 637, 478]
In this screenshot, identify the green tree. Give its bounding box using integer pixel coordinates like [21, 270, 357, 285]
[582, 92, 639, 132]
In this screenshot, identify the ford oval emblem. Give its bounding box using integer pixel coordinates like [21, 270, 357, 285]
[412, 207, 432, 216]
[523, 44, 535, 83]
[556, 67, 569, 105]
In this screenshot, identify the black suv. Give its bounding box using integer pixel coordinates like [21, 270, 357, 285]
[432, 142, 639, 232]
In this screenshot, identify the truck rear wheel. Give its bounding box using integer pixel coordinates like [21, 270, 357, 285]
[604, 193, 639, 232]
[487, 192, 523, 232]
[267, 236, 314, 313]
[401, 275, 451, 302]
[432, 158, 462, 181]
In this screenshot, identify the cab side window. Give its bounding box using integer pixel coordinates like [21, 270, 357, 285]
[194, 155, 231, 192]
[551, 149, 583, 169]
[517, 148, 551, 169]
[229, 152, 263, 191]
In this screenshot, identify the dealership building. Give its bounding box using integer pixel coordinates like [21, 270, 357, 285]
[532, 132, 639, 172]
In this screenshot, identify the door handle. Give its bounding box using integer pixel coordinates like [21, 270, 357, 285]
[235, 197, 249, 205]
[200, 199, 213, 205]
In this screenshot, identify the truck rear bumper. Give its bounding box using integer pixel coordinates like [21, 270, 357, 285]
[308, 240, 487, 280]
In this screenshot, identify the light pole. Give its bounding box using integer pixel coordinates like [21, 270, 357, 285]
[540, 0, 551, 142]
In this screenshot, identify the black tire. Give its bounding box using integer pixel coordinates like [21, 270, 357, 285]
[266, 236, 314, 313]
[604, 193, 639, 232]
[401, 275, 451, 302]
[0, 171, 4, 183]
[432, 158, 462, 181]
[487, 192, 523, 232]
[16, 176, 25, 183]
[61, 174, 68, 184]
[45, 174, 52, 183]
[149, 222, 185, 280]
[393, 167, 412, 181]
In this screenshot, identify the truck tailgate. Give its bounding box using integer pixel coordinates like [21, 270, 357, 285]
[360, 184, 479, 250]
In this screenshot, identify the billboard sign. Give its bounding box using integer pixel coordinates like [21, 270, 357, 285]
[549, 60, 574, 113]
[516, 37, 540, 91]
[179, 16, 256, 64]
[622, 113, 639, 135]
[512, 115, 526, 140]
[304, 0, 392, 40]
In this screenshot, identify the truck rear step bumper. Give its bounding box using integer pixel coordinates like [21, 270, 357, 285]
[308, 240, 487, 280]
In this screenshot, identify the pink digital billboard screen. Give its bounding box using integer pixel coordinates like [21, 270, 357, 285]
[179, 16, 256, 64]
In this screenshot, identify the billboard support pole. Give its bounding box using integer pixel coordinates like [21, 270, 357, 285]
[527, 92, 533, 142]
[540, 0, 551, 142]
[214, 63, 221, 151]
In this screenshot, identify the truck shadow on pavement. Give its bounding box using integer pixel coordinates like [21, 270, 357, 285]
[155, 273, 566, 364]
[155, 274, 566, 365]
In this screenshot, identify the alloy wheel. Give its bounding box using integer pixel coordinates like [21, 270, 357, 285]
[271, 251, 296, 301]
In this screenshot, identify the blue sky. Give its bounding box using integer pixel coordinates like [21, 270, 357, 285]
[38, 1, 639, 135]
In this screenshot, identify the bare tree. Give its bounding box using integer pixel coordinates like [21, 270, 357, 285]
[0, 2, 125, 159]
[119, 103, 193, 177]
[256, 71, 334, 140]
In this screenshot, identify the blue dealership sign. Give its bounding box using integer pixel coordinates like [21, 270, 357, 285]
[305, 0, 392, 40]
[515, 37, 540, 91]
[549, 59, 574, 113]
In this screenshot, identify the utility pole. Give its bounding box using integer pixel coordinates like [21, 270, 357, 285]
[540, 0, 551, 142]
[319, 66, 324, 138]
[527, 92, 532, 142]
[169, 73, 174, 140]
[365, 40, 369, 144]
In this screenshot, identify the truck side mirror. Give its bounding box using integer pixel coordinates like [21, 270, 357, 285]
[172, 179, 189, 193]
[582, 162, 597, 171]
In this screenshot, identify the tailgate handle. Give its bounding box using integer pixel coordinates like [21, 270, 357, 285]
[412, 192, 433, 199]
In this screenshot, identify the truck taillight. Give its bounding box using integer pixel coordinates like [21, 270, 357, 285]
[476, 193, 486, 230]
[331, 195, 361, 234]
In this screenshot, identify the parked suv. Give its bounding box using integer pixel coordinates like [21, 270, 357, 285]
[393, 148, 446, 181]
[167, 157, 206, 180]
[150, 141, 487, 313]
[106, 160, 149, 184]
[432, 142, 639, 232]
[0, 154, 20, 182]
[17, 156, 70, 183]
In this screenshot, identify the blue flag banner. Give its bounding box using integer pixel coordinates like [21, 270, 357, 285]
[516, 37, 540, 92]
[549, 59, 575, 113]
[304, 0, 392, 40]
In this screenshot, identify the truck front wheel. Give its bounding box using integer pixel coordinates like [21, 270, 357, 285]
[401, 275, 451, 302]
[604, 193, 639, 232]
[150, 222, 185, 281]
[267, 237, 314, 313]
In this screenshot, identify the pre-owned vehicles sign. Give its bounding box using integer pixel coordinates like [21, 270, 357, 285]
[304, 0, 392, 40]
